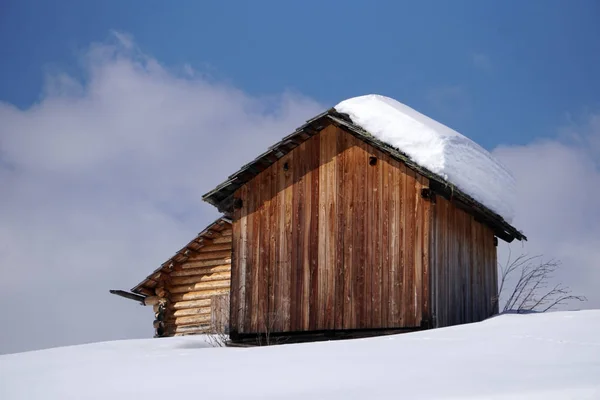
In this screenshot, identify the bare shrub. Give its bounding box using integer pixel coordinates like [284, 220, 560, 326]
[497, 251, 586, 313]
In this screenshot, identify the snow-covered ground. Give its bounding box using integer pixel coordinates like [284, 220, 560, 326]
[1, 310, 599, 399]
[335, 95, 517, 222]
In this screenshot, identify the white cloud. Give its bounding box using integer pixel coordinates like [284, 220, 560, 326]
[0, 33, 321, 354]
[494, 113, 600, 310]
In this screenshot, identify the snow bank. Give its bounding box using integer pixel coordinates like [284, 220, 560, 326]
[2, 311, 600, 399]
[335, 95, 516, 222]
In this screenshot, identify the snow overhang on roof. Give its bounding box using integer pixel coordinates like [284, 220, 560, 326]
[202, 96, 526, 243]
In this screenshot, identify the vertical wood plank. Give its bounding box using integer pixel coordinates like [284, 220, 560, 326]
[258, 163, 270, 333]
[308, 135, 322, 330]
[234, 186, 248, 333]
[343, 137, 355, 329]
[388, 159, 399, 326]
[405, 169, 416, 325]
[381, 156, 390, 328]
[413, 175, 423, 327]
[372, 151, 382, 327]
[302, 142, 311, 331]
[365, 148, 374, 329]
[317, 130, 329, 330]
[324, 130, 336, 329]
[334, 130, 346, 330]
[354, 141, 367, 329]
[422, 177, 430, 327]
[282, 152, 293, 331]
[244, 178, 255, 332]
[399, 161, 407, 326]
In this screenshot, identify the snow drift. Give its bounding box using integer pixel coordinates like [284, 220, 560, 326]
[335, 95, 516, 222]
[1, 310, 599, 399]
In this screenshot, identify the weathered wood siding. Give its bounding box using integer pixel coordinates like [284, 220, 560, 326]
[158, 227, 232, 336]
[231, 125, 432, 335]
[429, 196, 498, 328]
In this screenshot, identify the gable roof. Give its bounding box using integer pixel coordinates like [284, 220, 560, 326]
[202, 110, 526, 243]
[130, 217, 232, 296]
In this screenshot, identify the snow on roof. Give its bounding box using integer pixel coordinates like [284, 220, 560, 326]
[335, 95, 516, 223]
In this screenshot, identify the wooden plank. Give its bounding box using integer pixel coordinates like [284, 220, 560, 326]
[212, 236, 233, 244]
[413, 174, 423, 327]
[317, 128, 329, 330]
[171, 264, 231, 277]
[269, 157, 279, 331]
[257, 164, 270, 334]
[301, 139, 313, 331]
[181, 258, 231, 269]
[324, 130, 336, 330]
[438, 196, 447, 327]
[173, 325, 210, 334]
[406, 169, 417, 326]
[168, 280, 230, 294]
[173, 307, 212, 317]
[354, 140, 367, 329]
[171, 314, 211, 326]
[244, 178, 255, 333]
[429, 188, 437, 328]
[309, 134, 320, 331]
[342, 135, 355, 329]
[492, 233, 499, 315]
[237, 185, 248, 333]
[399, 161, 408, 326]
[282, 151, 293, 332]
[381, 155, 390, 328]
[170, 298, 211, 310]
[186, 250, 232, 261]
[170, 271, 231, 286]
[366, 147, 374, 329]
[290, 141, 304, 332]
[334, 128, 346, 330]
[196, 243, 232, 252]
[211, 293, 229, 333]
[389, 159, 400, 327]
[251, 176, 261, 332]
[422, 177, 431, 327]
[170, 287, 231, 302]
[372, 149, 382, 328]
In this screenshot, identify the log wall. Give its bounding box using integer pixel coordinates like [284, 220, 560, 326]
[231, 125, 432, 335]
[429, 196, 498, 328]
[154, 226, 232, 336]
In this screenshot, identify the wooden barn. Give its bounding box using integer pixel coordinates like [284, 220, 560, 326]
[202, 101, 526, 342]
[111, 217, 232, 337]
[112, 95, 526, 343]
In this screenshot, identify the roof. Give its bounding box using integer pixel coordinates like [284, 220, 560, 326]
[131, 217, 232, 296]
[335, 95, 516, 222]
[202, 110, 526, 243]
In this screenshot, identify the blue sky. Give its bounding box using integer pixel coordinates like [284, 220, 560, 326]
[1, 1, 600, 354]
[2, 0, 599, 149]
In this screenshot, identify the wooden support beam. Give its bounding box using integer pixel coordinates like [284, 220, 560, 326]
[109, 290, 145, 304]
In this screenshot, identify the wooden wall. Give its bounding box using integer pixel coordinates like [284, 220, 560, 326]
[429, 196, 498, 328]
[153, 226, 232, 336]
[231, 125, 432, 335]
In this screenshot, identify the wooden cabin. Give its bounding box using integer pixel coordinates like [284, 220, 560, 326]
[112, 101, 526, 343]
[201, 107, 526, 342]
[111, 217, 232, 337]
